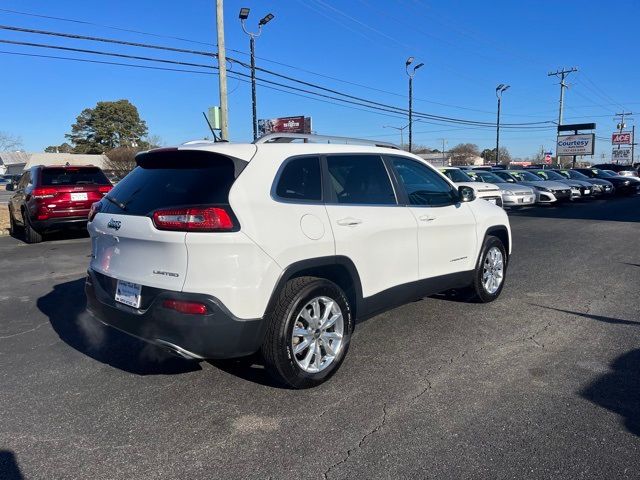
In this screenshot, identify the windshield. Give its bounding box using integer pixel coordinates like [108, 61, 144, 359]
[475, 171, 505, 183]
[603, 170, 618, 176]
[563, 170, 589, 180]
[533, 170, 565, 181]
[463, 171, 483, 182]
[511, 171, 543, 182]
[597, 169, 614, 177]
[493, 171, 516, 183]
[440, 168, 472, 183]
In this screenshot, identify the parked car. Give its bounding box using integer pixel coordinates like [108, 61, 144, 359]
[574, 168, 640, 196]
[8, 165, 113, 243]
[493, 170, 571, 204]
[592, 163, 638, 177]
[529, 169, 593, 200]
[464, 169, 536, 208]
[553, 169, 614, 196]
[85, 135, 512, 388]
[2, 174, 21, 189]
[439, 167, 503, 207]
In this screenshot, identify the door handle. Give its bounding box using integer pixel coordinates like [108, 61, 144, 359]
[419, 214, 436, 222]
[336, 217, 363, 226]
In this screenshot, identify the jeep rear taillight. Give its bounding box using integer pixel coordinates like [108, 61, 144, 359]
[152, 206, 235, 232]
[31, 187, 58, 199]
[98, 185, 112, 195]
[88, 202, 102, 222]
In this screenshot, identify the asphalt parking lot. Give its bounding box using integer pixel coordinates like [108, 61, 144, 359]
[1, 196, 639, 480]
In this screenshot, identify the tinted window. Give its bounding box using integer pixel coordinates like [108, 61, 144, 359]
[41, 167, 110, 186]
[475, 171, 506, 183]
[275, 156, 321, 201]
[494, 172, 516, 183]
[392, 157, 457, 206]
[327, 155, 396, 205]
[100, 150, 241, 216]
[440, 168, 472, 183]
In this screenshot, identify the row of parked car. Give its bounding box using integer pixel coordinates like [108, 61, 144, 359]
[437, 165, 640, 208]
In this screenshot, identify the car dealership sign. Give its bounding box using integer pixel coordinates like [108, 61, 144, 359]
[612, 132, 632, 145]
[612, 148, 632, 162]
[556, 134, 595, 156]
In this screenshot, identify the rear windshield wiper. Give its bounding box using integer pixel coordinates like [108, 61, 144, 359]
[104, 194, 127, 211]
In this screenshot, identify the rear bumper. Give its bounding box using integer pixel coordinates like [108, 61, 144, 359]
[31, 216, 87, 232]
[85, 269, 265, 359]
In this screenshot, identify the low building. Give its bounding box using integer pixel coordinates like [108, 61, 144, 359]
[416, 152, 452, 167]
[0, 152, 109, 175]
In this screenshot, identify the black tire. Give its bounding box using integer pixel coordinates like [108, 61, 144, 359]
[471, 235, 507, 303]
[23, 213, 43, 244]
[261, 277, 354, 389]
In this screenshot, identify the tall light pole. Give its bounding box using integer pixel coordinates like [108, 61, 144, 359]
[216, 0, 229, 140]
[239, 8, 275, 140]
[383, 123, 410, 147]
[495, 84, 510, 165]
[405, 57, 424, 152]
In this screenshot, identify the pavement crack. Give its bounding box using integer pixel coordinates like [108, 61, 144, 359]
[322, 402, 388, 479]
[0, 321, 48, 340]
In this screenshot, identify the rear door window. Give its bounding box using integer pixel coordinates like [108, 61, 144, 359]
[100, 150, 244, 216]
[275, 156, 321, 201]
[41, 167, 110, 186]
[326, 155, 396, 205]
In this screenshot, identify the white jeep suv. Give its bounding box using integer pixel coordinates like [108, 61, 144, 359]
[85, 134, 511, 388]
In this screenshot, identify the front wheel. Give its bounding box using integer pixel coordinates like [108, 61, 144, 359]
[471, 236, 507, 303]
[261, 277, 353, 389]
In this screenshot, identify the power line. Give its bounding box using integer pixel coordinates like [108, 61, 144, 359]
[0, 25, 554, 127]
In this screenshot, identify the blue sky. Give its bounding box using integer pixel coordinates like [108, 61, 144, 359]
[0, 0, 638, 160]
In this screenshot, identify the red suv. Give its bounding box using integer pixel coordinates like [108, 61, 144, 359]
[8, 165, 112, 243]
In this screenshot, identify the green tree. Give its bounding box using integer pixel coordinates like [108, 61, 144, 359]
[481, 147, 511, 165]
[449, 143, 480, 166]
[66, 100, 148, 154]
[44, 142, 73, 153]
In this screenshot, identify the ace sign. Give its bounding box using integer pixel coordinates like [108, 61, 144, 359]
[612, 132, 632, 145]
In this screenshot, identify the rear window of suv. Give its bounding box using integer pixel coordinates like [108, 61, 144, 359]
[100, 150, 246, 216]
[41, 167, 110, 186]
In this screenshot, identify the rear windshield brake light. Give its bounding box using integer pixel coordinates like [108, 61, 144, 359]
[152, 206, 235, 232]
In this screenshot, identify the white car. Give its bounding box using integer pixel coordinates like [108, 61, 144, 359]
[85, 134, 512, 388]
[439, 167, 503, 207]
[464, 170, 536, 208]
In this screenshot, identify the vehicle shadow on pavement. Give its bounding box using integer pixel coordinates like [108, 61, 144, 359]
[581, 348, 640, 437]
[207, 358, 287, 389]
[37, 278, 201, 375]
[508, 196, 640, 223]
[0, 450, 24, 480]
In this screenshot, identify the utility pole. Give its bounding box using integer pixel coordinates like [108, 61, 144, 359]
[495, 84, 510, 165]
[548, 67, 578, 127]
[216, 0, 229, 140]
[440, 138, 447, 165]
[614, 111, 632, 164]
[632, 124, 636, 165]
[383, 124, 409, 147]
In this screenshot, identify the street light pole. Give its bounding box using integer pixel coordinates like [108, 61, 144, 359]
[495, 84, 510, 165]
[383, 123, 410, 147]
[216, 0, 229, 140]
[405, 57, 424, 153]
[239, 8, 274, 141]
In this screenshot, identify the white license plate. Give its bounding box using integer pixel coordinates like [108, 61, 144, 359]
[487, 198, 497, 204]
[71, 192, 88, 201]
[584, 190, 590, 194]
[115, 280, 142, 308]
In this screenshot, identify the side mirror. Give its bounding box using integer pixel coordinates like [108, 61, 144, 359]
[458, 185, 476, 202]
[5, 183, 14, 191]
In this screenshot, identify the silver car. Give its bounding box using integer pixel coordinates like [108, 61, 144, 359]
[529, 169, 593, 200]
[493, 170, 572, 204]
[464, 170, 536, 208]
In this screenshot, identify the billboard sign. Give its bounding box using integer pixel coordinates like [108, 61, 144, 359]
[258, 116, 312, 136]
[556, 134, 595, 156]
[612, 132, 632, 145]
[612, 148, 632, 162]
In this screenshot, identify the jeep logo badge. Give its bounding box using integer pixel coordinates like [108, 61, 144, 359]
[107, 219, 121, 231]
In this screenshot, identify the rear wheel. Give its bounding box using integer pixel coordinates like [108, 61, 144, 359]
[8, 207, 20, 237]
[261, 277, 353, 389]
[23, 213, 43, 244]
[471, 236, 507, 303]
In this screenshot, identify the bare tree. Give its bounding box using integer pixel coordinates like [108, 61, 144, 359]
[104, 146, 138, 176]
[0, 132, 22, 151]
[449, 143, 480, 166]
